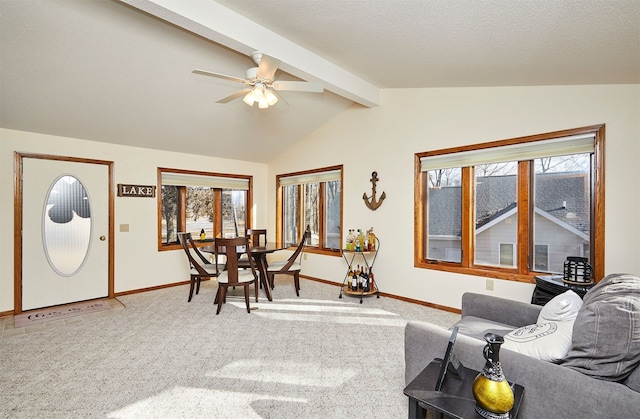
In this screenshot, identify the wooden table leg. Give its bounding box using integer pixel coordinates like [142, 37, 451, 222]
[253, 254, 272, 301]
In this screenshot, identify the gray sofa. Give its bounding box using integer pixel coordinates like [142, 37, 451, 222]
[405, 274, 640, 418]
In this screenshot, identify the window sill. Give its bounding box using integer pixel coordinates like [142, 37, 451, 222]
[302, 247, 342, 257]
[415, 260, 536, 284]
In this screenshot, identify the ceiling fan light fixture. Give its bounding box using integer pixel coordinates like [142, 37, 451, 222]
[242, 91, 256, 106]
[243, 83, 278, 109]
[265, 89, 278, 106]
[194, 52, 324, 108]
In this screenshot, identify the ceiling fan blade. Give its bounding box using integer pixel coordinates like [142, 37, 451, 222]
[271, 81, 324, 93]
[256, 54, 281, 80]
[216, 89, 251, 103]
[271, 89, 289, 107]
[193, 69, 247, 84]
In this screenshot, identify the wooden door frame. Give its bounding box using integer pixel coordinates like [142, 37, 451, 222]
[13, 152, 115, 314]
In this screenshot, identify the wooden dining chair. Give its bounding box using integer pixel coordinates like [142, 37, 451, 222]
[238, 229, 267, 269]
[266, 230, 308, 296]
[213, 236, 259, 314]
[177, 232, 224, 302]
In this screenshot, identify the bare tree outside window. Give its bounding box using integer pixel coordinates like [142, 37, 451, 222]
[325, 180, 341, 249]
[158, 169, 251, 248]
[283, 185, 299, 246]
[186, 187, 214, 238]
[161, 185, 179, 244]
[428, 168, 461, 188]
[304, 183, 319, 246]
[277, 166, 343, 255]
[222, 189, 246, 238]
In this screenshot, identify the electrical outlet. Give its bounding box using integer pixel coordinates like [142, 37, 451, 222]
[486, 279, 494, 291]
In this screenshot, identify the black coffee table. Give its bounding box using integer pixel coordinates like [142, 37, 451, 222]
[404, 360, 524, 419]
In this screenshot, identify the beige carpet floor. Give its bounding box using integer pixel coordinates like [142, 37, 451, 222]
[0, 277, 460, 418]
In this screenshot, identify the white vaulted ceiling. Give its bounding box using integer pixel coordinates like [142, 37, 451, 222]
[1, 0, 638, 162]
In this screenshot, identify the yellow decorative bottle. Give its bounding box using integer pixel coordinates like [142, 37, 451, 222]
[472, 333, 514, 419]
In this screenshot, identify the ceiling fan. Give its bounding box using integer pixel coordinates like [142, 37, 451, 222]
[193, 51, 324, 109]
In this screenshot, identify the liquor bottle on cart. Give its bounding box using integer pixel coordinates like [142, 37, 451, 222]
[367, 227, 376, 251]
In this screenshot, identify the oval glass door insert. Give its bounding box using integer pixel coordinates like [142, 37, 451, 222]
[42, 175, 92, 276]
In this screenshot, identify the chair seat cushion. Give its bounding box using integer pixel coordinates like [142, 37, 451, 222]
[218, 269, 256, 284]
[190, 263, 222, 276]
[267, 261, 301, 272]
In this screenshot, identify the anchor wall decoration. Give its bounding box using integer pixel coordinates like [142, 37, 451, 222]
[363, 171, 386, 210]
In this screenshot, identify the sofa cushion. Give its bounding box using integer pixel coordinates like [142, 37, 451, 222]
[625, 363, 640, 392]
[502, 290, 582, 362]
[561, 273, 640, 381]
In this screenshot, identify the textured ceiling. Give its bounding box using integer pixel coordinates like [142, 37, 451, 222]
[1, 0, 638, 163]
[216, 0, 640, 88]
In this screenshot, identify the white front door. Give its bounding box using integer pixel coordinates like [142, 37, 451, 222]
[21, 157, 110, 310]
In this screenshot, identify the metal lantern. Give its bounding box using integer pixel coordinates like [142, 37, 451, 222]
[563, 256, 593, 284]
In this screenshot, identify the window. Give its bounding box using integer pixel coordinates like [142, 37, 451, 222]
[277, 165, 343, 255]
[415, 125, 605, 282]
[499, 243, 515, 267]
[158, 168, 252, 250]
[534, 244, 549, 271]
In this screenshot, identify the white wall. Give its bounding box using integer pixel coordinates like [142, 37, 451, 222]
[2, 84, 638, 313]
[0, 129, 268, 313]
[267, 84, 640, 309]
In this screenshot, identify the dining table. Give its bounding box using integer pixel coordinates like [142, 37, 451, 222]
[201, 241, 286, 302]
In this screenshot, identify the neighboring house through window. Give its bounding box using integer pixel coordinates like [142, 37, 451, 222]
[276, 165, 343, 255]
[534, 244, 549, 272]
[415, 125, 605, 282]
[158, 168, 252, 250]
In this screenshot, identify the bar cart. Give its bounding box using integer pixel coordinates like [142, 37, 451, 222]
[339, 237, 380, 303]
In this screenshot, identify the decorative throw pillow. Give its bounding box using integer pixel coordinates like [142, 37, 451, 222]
[560, 273, 640, 381]
[502, 290, 583, 362]
[538, 290, 583, 323]
[503, 321, 575, 362]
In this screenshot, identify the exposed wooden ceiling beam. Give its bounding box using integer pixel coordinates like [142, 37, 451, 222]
[120, 0, 380, 107]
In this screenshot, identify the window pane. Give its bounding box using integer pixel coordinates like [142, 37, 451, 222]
[283, 185, 299, 246]
[425, 168, 462, 262]
[534, 244, 549, 271]
[474, 162, 518, 267]
[186, 186, 214, 239]
[533, 153, 591, 274]
[499, 243, 515, 267]
[161, 185, 179, 244]
[304, 183, 319, 247]
[324, 180, 341, 250]
[222, 189, 246, 238]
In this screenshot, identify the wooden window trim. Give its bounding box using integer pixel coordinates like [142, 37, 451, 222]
[414, 124, 605, 283]
[157, 167, 252, 251]
[276, 165, 343, 257]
